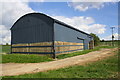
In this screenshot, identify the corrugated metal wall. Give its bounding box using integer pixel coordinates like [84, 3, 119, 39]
[11, 13, 54, 44]
[54, 22, 93, 50]
[11, 13, 54, 54]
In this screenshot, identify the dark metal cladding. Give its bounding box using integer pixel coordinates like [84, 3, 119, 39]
[11, 13, 54, 44]
[11, 12, 93, 55]
[54, 23, 93, 50]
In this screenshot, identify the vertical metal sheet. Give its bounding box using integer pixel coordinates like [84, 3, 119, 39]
[11, 13, 54, 44]
[54, 23, 92, 50]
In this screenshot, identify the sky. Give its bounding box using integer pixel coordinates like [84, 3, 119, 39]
[0, 0, 119, 44]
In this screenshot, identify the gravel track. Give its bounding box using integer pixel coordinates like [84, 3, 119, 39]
[0, 48, 117, 76]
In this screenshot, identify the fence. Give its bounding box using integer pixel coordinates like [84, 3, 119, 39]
[100, 40, 119, 47]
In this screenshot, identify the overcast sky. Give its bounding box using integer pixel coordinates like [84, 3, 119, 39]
[0, 0, 119, 44]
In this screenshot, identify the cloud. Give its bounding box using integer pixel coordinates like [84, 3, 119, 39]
[68, 2, 105, 11]
[52, 16, 106, 34]
[1, 1, 34, 28]
[0, 25, 10, 44]
[88, 24, 106, 34]
[68, 0, 119, 12]
[0, 0, 35, 44]
[0, 25, 9, 37]
[69, 0, 119, 2]
[1, 0, 44, 2]
[102, 33, 119, 40]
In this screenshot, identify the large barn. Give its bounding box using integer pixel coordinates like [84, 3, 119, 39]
[10, 13, 94, 58]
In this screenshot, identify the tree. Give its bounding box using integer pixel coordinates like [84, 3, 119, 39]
[101, 39, 105, 42]
[90, 33, 100, 46]
[6, 43, 9, 45]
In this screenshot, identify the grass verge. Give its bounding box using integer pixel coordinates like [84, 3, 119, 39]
[1, 46, 117, 63]
[1, 45, 11, 53]
[57, 46, 116, 59]
[4, 51, 118, 78]
[1, 45, 53, 63]
[2, 54, 53, 63]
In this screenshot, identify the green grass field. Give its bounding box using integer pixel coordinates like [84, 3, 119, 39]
[2, 54, 53, 63]
[4, 51, 118, 78]
[1, 45, 53, 63]
[57, 46, 116, 59]
[1, 45, 117, 63]
[1, 45, 11, 53]
[100, 40, 119, 47]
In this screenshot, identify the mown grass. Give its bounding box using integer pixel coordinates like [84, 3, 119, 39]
[4, 51, 118, 78]
[57, 46, 116, 59]
[2, 54, 53, 63]
[1, 45, 117, 63]
[1, 45, 53, 63]
[1, 45, 11, 53]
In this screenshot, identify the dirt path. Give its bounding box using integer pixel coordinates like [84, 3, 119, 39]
[0, 48, 117, 76]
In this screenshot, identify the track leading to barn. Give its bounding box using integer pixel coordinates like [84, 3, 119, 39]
[1, 48, 117, 76]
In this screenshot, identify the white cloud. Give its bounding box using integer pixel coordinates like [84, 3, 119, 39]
[68, 2, 105, 11]
[0, 25, 9, 37]
[68, 0, 119, 12]
[88, 24, 106, 34]
[102, 33, 119, 40]
[1, 0, 119, 2]
[52, 16, 106, 34]
[0, 25, 10, 44]
[53, 16, 94, 25]
[2, 1, 34, 28]
[69, 0, 119, 2]
[0, 0, 35, 44]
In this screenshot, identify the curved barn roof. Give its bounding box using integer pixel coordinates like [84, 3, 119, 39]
[11, 12, 93, 37]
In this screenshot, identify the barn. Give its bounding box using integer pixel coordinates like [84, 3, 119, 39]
[10, 13, 94, 58]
